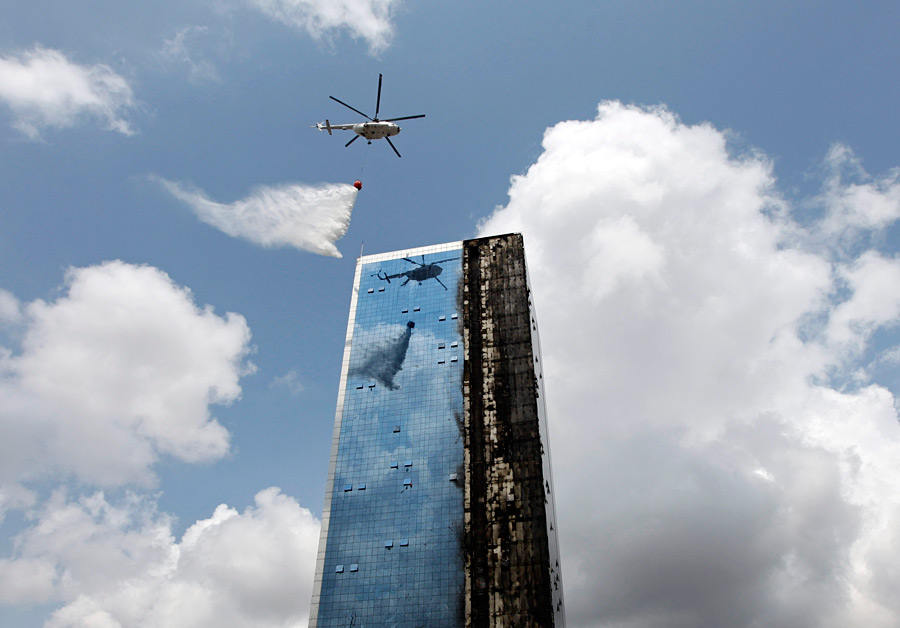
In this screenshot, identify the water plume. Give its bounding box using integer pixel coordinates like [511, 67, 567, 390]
[349, 322, 415, 389]
[156, 178, 357, 257]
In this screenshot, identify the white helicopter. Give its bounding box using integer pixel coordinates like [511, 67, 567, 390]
[313, 74, 425, 158]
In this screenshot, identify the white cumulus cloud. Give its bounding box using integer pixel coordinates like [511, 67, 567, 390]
[826, 252, 900, 356]
[0, 488, 319, 628]
[0, 261, 253, 488]
[816, 144, 900, 239]
[160, 26, 220, 83]
[269, 369, 306, 395]
[0, 45, 136, 139]
[479, 101, 900, 628]
[243, 0, 401, 54]
[0, 289, 22, 325]
[157, 177, 357, 258]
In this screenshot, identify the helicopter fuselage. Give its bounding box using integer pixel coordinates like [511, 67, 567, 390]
[377, 264, 443, 285]
[313, 74, 423, 157]
[405, 264, 441, 282]
[353, 121, 401, 141]
[373, 256, 458, 290]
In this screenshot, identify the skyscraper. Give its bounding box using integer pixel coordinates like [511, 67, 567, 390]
[309, 233, 564, 628]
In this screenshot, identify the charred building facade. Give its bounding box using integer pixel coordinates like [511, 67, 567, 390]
[309, 234, 564, 628]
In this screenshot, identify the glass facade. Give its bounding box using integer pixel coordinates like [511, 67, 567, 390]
[310, 242, 466, 628]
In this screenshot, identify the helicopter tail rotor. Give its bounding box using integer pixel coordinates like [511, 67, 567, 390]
[371, 270, 391, 283]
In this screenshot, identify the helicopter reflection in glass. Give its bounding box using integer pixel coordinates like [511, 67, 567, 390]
[372, 255, 460, 290]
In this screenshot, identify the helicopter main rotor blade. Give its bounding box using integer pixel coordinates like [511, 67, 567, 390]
[375, 74, 383, 121]
[402, 257, 422, 266]
[330, 96, 372, 121]
[384, 114, 426, 122]
[345, 135, 360, 148]
[431, 257, 460, 264]
[385, 136, 402, 158]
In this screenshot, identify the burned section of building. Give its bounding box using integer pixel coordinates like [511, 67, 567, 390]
[309, 234, 564, 628]
[462, 234, 564, 628]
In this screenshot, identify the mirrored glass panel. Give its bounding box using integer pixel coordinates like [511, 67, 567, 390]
[313, 247, 465, 628]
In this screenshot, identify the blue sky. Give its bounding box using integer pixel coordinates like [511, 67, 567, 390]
[2, 2, 900, 627]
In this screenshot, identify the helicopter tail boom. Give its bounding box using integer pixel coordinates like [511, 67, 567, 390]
[314, 120, 355, 134]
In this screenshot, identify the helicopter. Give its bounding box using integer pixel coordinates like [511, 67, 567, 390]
[372, 256, 459, 290]
[313, 74, 425, 158]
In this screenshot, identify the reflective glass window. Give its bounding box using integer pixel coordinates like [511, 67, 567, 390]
[313, 248, 465, 628]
